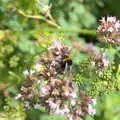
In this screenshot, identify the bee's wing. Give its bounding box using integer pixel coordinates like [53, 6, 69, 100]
[64, 62, 68, 73]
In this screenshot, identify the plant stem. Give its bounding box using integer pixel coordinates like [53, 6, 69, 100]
[40, 28, 96, 36]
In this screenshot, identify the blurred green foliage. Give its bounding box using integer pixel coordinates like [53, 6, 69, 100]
[0, 0, 120, 120]
[51, 0, 97, 29]
[95, 93, 120, 120]
[27, 110, 66, 120]
[0, 97, 26, 120]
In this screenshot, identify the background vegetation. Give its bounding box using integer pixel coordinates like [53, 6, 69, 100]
[0, 0, 120, 120]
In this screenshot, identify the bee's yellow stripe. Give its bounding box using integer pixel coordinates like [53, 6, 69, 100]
[63, 57, 71, 61]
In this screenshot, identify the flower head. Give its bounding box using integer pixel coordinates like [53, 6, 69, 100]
[48, 40, 62, 51]
[91, 51, 109, 70]
[97, 16, 120, 45]
[97, 16, 120, 33]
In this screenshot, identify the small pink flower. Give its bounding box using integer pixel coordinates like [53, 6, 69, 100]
[48, 41, 62, 51]
[103, 58, 109, 67]
[70, 92, 77, 98]
[64, 89, 70, 97]
[108, 27, 114, 32]
[76, 108, 82, 115]
[115, 22, 120, 30]
[49, 102, 59, 109]
[88, 104, 96, 115]
[50, 78, 62, 86]
[51, 88, 60, 96]
[107, 16, 116, 22]
[46, 98, 59, 110]
[41, 85, 51, 96]
[71, 99, 76, 106]
[55, 106, 70, 115]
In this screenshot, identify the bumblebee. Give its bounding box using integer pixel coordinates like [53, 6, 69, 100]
[63, 57, 72, 65]
[62, 56, 72, 73]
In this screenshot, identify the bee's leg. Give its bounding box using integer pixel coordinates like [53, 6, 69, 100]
[69, 65, 72, 77]
[64, 62, 68, 74]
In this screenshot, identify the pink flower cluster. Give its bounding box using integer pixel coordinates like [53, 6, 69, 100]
[19, 74, 37, 101]
[18, 41, 96, 119]
[91, 51, 109, 71]
[40, 78, 96, 120]
[40, 78, 77, 114]
[97, 16, 120, 33]
[39, 41, 71, 78]
[97, 16, 120, 45]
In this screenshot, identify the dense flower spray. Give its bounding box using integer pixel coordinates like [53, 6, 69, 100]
[91, 51, 109, 71]
[17, 41, 96, 120]
[38, 40, 72, 79]
[73, 41, 109, 71]
[39, 41, 96, 119]
[40, 79, 96, 120]
[97, 16, 120, 45]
